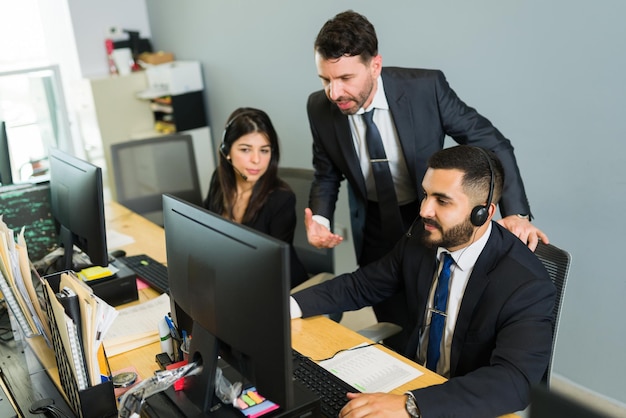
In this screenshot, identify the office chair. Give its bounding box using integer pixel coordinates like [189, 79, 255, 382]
[279, 167, 401, 334]
[110, 134, 203, 226]
[534, 241, 571, 386]
[279, 167, 344, 323]
[278, 167, 334, 277]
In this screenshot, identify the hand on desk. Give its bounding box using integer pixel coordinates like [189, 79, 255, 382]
[340, 392, 409, 417]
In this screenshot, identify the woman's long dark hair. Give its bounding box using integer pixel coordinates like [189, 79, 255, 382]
[208, 107, 288, 224]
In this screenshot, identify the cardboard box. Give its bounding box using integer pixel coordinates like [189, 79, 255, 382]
[138, 51, 175, 65]
[144, 61, 203, 96]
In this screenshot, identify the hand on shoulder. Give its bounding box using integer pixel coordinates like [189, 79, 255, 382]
[497, 215, 550, 252]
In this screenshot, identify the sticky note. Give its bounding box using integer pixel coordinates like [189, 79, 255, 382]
[79, 266, 114, 281]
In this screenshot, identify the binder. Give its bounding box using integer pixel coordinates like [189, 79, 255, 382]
[57, 288, 82, 341]
[0, 269, 34, 337]
[43, 271, 117, 418]
[63, 312, 89, 390]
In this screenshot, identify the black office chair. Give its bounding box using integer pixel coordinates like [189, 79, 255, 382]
[110, 134, 203, 226]
[534, 241, 572, 386]
[278, 167, 334, 277]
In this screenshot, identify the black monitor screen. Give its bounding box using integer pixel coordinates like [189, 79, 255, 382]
[162, 194, 295, 414]
[49, 148, 108, 270]
[0, 121, 12, 186]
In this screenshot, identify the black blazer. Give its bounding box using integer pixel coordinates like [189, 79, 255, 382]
[307, 67, 532, 261]
[293, 222, 555, 417]
[204, 172, 308, 288]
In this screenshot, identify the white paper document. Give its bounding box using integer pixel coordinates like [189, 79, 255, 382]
[318, 343, 423, 393]
[104, 293, 171, 356]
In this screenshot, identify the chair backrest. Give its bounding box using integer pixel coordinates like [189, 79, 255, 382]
[533, 241, 571, 385]
[278, 167, 334, 275]
[111, 134, 202, 226]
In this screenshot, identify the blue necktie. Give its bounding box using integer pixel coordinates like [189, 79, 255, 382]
[426, 253, 454, 372]
[362, 109, 404, 242]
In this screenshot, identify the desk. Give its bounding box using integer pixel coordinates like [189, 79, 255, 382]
[12, 202, 519, 417]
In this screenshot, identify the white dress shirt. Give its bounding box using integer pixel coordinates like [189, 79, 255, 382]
[417, 222, 492, 377]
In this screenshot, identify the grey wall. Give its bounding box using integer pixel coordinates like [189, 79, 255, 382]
[145, 0, 626, 404]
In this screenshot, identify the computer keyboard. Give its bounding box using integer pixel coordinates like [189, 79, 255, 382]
[117, 254, 169, 294]
[292, 349, 360, 418]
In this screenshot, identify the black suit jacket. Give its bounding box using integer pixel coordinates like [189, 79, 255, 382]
[307, 67, 531, 262]
[293, 222, 555, 417]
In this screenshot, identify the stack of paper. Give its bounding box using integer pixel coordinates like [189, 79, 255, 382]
[104, 293, 170, 356]
[1, 210, 120, 389]
[0, 215, 48, 339]
[43, 271, 119, 387]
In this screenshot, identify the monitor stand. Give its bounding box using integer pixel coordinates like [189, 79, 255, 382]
[141, 376, 320, 418]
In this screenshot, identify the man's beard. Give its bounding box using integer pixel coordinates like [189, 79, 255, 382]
[419, 217, 475, 249]
[333, 77, 375, 115]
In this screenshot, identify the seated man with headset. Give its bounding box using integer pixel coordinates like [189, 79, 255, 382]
[291, 145, 556, 417]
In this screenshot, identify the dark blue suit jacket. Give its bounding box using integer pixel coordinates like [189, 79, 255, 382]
[292, 222, 555, 417]
[307, 67, 531, 262]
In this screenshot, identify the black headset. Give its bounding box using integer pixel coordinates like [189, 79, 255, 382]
[469, 147, 495, 227]
[219, 110, 257, 157]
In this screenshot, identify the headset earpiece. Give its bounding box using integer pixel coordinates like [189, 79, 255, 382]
[470, 148, 495, 227]
[219, 141, 228, 158]
[470, 205, 489, 227]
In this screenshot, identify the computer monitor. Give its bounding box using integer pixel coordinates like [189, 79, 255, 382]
[48, 148, 108, 270]
[0, 121, 13, 186]
[162, 194, 298, 415]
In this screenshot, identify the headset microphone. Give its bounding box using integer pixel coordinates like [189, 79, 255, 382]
[406, 216, 420, 238]
[233, 167, 248, 181]
[219, 146, 248, 181]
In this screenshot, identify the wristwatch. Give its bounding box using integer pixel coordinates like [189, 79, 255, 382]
[516, 213, 530, 220]
[405, 393, 421, 418]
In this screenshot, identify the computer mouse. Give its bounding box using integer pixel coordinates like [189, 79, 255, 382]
[110, 249, 127, 258]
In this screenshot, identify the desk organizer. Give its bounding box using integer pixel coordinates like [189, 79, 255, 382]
[42, 271, 117, 418]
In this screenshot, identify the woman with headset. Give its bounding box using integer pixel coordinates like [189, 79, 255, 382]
[203, 107, 308, 288]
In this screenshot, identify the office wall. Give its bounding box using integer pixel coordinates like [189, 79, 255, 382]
[144, 0, 626, 404]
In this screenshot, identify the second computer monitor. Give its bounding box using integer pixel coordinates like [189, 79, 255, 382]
[162, 194, 295, 414]
[49, 148, 108, 270]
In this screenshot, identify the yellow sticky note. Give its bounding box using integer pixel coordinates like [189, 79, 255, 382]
[79, 266, 114, 281]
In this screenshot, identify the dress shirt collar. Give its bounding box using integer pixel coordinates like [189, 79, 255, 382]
[436, 222, 493, 271]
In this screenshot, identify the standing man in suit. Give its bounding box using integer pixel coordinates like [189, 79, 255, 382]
[304, 10, 549, 350]
[292, 145, 556, 417]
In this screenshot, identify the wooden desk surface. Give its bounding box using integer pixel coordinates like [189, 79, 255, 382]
[104, 201, 167, 263]
[28, 201, 518, 417]
[291, 316, 447, 393]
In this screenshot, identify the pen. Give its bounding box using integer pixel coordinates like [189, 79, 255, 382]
[164, 315, 180, 339]
[164, 315, 182, 361]
[164, 315, 175, 330]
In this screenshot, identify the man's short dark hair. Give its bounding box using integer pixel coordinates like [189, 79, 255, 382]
[428, 145, 504, 205]
[314, 10, 378, 62]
